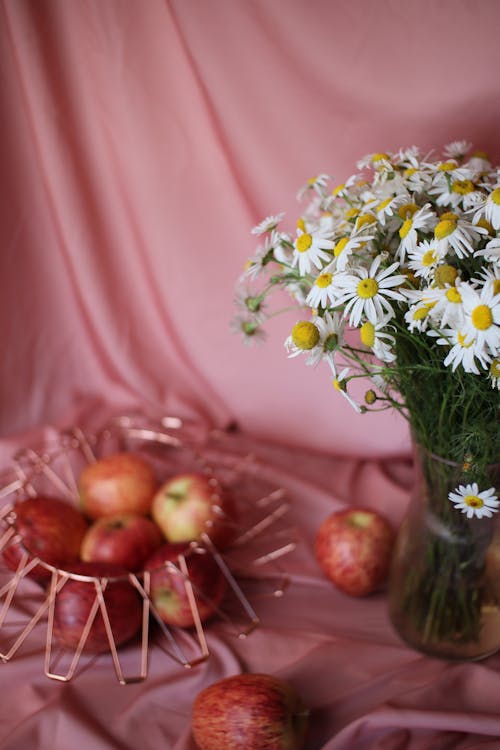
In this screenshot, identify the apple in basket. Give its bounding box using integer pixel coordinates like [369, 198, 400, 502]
[315, 507, 395, 596]
[151, 472, 236, 548]
[52, 561, 143, 653]
[2, 495, 88, 583]
[191, 673, 309, 750]
[80, 513, 164, 571]
[78, 452, 158, 520]
[145, 542, 228, 628]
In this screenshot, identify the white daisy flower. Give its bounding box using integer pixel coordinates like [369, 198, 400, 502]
[251, 213, 286, 236]
[241, 235, 275, 280]
[443, 140, 472, 160]
[448, 483, 499, 519]
[359, 319, 396, 363]
[296, 174, 331, 200]
[404, 300, 435, 332]
[230, 315, 267, 346]
[334, 256, 407, 327]
[433, 326, 491, 374]
[330, 232, 374, 272]
[407, 240, 446, 280]
[460, 282, 500, 354]
[424, 282, 465, 329]
[434, 212, 486, 259]
[306, 269, 338, 308]
[292, 228, 334, 275]
[356, 152, 392, 171]
[306, 311, 345, 366]
[467, 150, 491, 177]
[429, 178, 481, 209]
[475, 237, 500, 265]
[397, 203, 436, 261]
[478, 186, 500, 230]
[325, 361, 361, 413]
[427, 159, 472, 183]
[489, 358, 500, 389]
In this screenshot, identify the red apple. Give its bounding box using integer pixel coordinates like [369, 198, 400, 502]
[145, 542, 228, 627]
[315, 507, 395, 596]
[151, 472, 236, 548]
[192, 673, 309, 750]
[2, 495, 88, 583]
[80, 513, 163, 571]
[52, 561, 143, 653]
[78, 452, 158, 520]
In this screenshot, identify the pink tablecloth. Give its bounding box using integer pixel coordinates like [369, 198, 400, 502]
[1, 425, 500, 750]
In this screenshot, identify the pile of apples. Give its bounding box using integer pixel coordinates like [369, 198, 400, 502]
[1, 451, 236, 654]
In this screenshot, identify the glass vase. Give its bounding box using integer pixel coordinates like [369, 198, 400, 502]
[388, 443, 500, 661]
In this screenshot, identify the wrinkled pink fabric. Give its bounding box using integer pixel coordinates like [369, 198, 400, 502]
[1, 1, 500, 748]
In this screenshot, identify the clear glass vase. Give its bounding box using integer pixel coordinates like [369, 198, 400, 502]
[388, 443, 500, 661]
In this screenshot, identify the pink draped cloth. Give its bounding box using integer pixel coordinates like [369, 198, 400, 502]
[1, 1, 500, 748]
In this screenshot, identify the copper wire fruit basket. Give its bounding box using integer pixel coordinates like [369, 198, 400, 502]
[0, 415, 297, 684]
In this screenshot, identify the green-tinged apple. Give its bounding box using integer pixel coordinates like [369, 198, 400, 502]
[145, 542, 227, 627]
[2, 495, 88, 583]
[78, 452, 158, 520]
[315, 507, 395, 596]
[192, 673, 309, 750]
[151, 472, 236, 548]
[80, 513, 163, 571]
[53, 561, 143, 653]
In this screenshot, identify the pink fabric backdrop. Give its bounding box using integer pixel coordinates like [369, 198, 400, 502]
[1, 1, 500, 748]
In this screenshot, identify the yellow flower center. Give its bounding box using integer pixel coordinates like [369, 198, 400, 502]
[399, 218, 413, 239]
[296, 233, 313, 252]
[440, 212, 458, 221]
[355, 214, 376, 230]
[334, 237, 349, 257]
[472, 150, 489, 160]
[332, 183, 346, 196]
[244, 259, 254, 271]
[291, 321, 320, 350]
[451, 179, 475, 195]
[360, 321, 375, 347]
[491, 187, 500, 206]
[357, 278, 379, 299]
[422, 249, 437, 266]
[476, 218, 494, 235]
[296, 217, 306, 231]
[413, 305, 431, 321]
[471, 304, 493, 330]
[345, 207, 360, 220]
[491, 358, 500, 377]
[434, 264, 458, 288]
[403, 167, 416, 178]
[372, 152, 389, 162]
[446, 287, 462, 303]
[457, 331, 473, 348]
[377, 197, 393, 212]
[315, 273, 333, 288]
[494, 279, 500, 295]
[435, 218, 457, 240]
[307, 176, 319, 186]
[332, 378, 346, 392]
[464, 494, 484, 509]
[438, 160, 457, 172]
[397, 202, 419, 219]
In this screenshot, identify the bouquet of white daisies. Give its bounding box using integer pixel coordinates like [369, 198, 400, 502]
[233, 140, 499, 504]
[233, 141, 500, 650]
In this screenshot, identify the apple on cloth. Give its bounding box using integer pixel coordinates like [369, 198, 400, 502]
[144, 541, 228, 627]
[52, 561, 143, 654]
[315, 507, 395, 596]
[80, 513, 163, 571]
[2, 495, 88, 583]
[151, 472, 237, 548]
[78, 452, 158, 520]
[191, 673, 309, 750]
